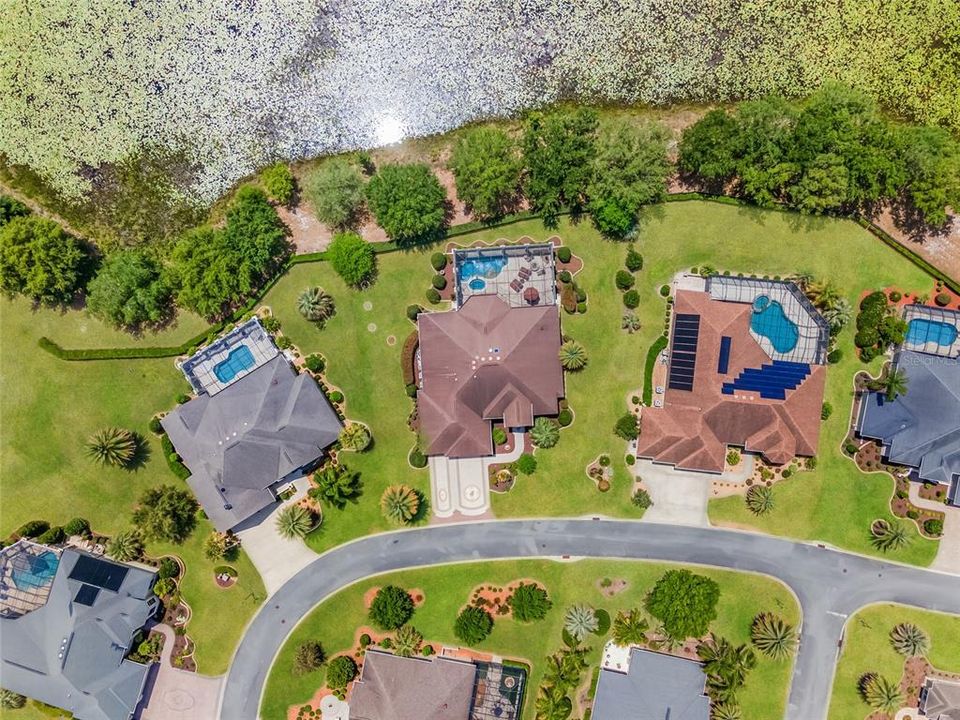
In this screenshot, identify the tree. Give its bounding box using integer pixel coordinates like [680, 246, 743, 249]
[870, 519, 911, 552]
[87, 250, 171, 328]
[889, 623, 929, 657]
[615, 270, 635, 291]
[614, 413, 639, 440]
[339, 423, 372, 452]
[712, 702, 743, 720]
[787, 153, 849, 213]
[293, 640, 325, 675]
[558, 340, 588, 371]
[86, 427, 138, 467]
[750, 613, 797, 660]
[697, 634, 757, 704]
[450, 127, 521, 219]
[326, 655, 357, 688]
[542, 648, 588, 691]
[822, 298, 852, 333]
[645, 569, 720, 641]
[0, 216, 86, 303]
[621, 313, 642, 333]
[366, 163, 446, 244]
[454, 605, 493, 645]
[898, 125, 960, 226]
[677, 109, 740, 181]
[0, 689, 26, 710]
[106, 529, 143, 561]
[132, 485, 199, 543]
[297, 286, 336, 323]
[530, 417, 560, 449]
[860, 673, 903, 713]
[869, 367, 909, 401]
[380, 485, 420, 524]
[745, 485, 775, 516]
[612, 608, 649, 647]
[522, 109, 598, 222]
[260, 163, 295, 205]
[369, 586, 415, 630]
[534, 685, 573, 720]
[309, 463, 362, 509]
[563, 605, 598, 641]
[509, 582, 552, 622]
[276, 505, 315, 540]
[393, 625, 423, 657]
[223, 186, 290, 274]
[326, 231, 376, 287]
[0, 195, 30, 226]
[588, 121, 670, 237]
[204, 531, 238, 561]
[304, 158, 366, 229]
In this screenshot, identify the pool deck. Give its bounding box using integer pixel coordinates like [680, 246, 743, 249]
[902, 305, 960, 358]
[178, 318, 280, 395]
[453, 244, 557, 309]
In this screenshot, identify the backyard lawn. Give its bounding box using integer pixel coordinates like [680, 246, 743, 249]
[0, 296, 265, 675]
[260, 559, 800, 720]
[828, 604, 960, 720]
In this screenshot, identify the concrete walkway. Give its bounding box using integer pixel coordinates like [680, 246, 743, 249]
[138, 625, 222, 720]
[236, 478, 319, 596]
[909, 483, 960, 575]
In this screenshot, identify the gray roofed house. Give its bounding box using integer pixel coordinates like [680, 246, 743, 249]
[0, 541, 159, 720]
[592, 648, 711, 720]
[920, 677, 960, 720]
[162, 354, 342, 531]
[857, 350, 960, 505]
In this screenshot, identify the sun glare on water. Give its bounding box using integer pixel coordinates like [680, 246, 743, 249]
[375, 115, 405, 146]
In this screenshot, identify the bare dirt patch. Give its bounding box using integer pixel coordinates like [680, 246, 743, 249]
[874, 205, 960, 284]
[276, 201, 333, 255]
[595, 577, 628, 598]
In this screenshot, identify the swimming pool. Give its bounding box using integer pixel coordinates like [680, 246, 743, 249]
[907, 318, 958, 347]
[469, 277, 486, 291]
[214, 345, 256, 383]
[751, 295, 800, 353]
[11, 551, 59, 590]
[459, 256, 507, 280]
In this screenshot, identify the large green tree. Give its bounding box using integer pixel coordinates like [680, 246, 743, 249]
[131, 485, 198, 544]
[898, 125, 960, 226]
[449, 126, 521, 219]
[0, 216, 87, 304]
[645, 569, 720, 641]
[326, 231, 375, 287]
[86, 250, 171, 327]
[0, 195, 30, 226]
[304, 158, 366, 229]
[368, 585, 415, 630]
[677, 109, 740, 181]
[222, 185, 290, 277]
[366, 163, 446, 244]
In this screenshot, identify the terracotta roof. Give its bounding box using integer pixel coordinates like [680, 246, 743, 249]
[637, 290, 826, 473]
[417, 295, 563, 458]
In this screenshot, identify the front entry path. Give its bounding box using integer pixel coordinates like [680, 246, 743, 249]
[137, 625, 222, 720]
[909, 483, 960, 575]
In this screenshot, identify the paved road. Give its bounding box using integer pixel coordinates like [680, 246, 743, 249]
[220, 520, 960, 720]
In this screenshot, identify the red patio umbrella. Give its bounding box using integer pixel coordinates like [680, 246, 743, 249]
[523, 286, 540, 305]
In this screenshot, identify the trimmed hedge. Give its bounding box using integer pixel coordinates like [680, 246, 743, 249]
[642, 335, 669, 406]
[401, 331, 419, 386]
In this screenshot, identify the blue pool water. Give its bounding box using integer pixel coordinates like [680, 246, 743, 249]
[11, 551, 59, 590]
[214, 345, 256, 383]
[750, 295, 799, 353]
[460, 257, 507, 280]
[469, 277, 486, 291]
[907, 318, 958, 346]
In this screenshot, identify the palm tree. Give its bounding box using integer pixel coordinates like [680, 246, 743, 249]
[558, 340, 588, 371]
[621, 313, 642, 333]
[822, 297, 852, 332]
[309, 463, 362, 509]
[712, 702, 743, 720]
[106, 529, 143, 561]
[564, 605, 599, 641]
[297, 286, 336, 323]
[860, 674, 904, 713]
[542, 652, 580, 690]
[534, 685, 572, 720]
[745, 485, 775, 516]
[697, 634, 757, 703]
[750, 612, 797, 660]
[86, 427, 137, 467]
[0, 690, 26, 710]
[392, 625, 423, 657]
[807, 279, 841, 310]
[789, 271, 814, 289]
[870, 519, 911, 552]
[869, 367, 908, 401]
[612, 608, 649, 647]
[275, 504, 315, 540]
[380, 485, 420, 524]
[530, 417, 560, 449]
[889, 623, 929, 657]
[339, 423, 372, 452]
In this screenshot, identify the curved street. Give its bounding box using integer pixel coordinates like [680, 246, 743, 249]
[219, 520, 960, 720]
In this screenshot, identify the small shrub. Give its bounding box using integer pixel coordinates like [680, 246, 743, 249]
[615, 270, 635, 291]
[405, 383, 418, 398]
[659, 285, 670, 297]
[326, 656, 357, 688]
[276, 335, 293, 350]
[726, 450, 741, 466]
[293, 641, 326, 675]
[597, 479, 611, 492]
[262, 315, 281, 332]
[615, 413, 639, 440]
[805, 456, 818, 470]
[515, 453, 537, 475]
[625, 454, 635, 465]
[406, 304, 422, 321]
[906, 509, 920, 520]
[781, 468, 793, 479]
[845, 441, 860, 455]
[934, 292, 951, 307]
[558, 269, 572, 283]
[36, 526, 65, 545]
[560, 284, 577, 313]
[888, 290, 902, 302]
[426, 288, 441, 304]
[455, 605, 494, 644]
[14, 520, 49, 538]
[409, 447, 428, 468]
[359, 633, 371, 648]
[924, 518, 944, 536]
[557, 408, 573, 427]
[149, 416, 163, 434]
[598, 454, 611, 467]
[430, 252, 447, 271]
[328, 390, 344, 404]
[622, 290, 640, 309]
[576, 286, 587, 302]
[625, 246, 643, 272]
[556, 247, 572, 264]
[431, 274, 447, 290]
[176, 393, 191, 404]
[821, 402, 833, 420]
[492, 427, 508, 446]
[827, 348, 844, 364]
[576, 301, 587, 313]
[305, 354, 326, 373]
[632, 489, 652, 509]
[422, 644, 434, 656]
[260, 163, 295, 205]
[63, 517, 90, 536]
[158, 557, 180, 579]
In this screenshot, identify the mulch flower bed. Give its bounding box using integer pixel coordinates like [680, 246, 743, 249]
[171, 633, 196, 672]
[488, 465, 515, 493]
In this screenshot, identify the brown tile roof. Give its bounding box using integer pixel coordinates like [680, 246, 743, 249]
[637, 290, 826, 473]
[417, 295, 564, 458]
[349, 651, 476, 720]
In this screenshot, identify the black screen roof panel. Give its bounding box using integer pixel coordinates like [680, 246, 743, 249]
[68, 555, 129, 592]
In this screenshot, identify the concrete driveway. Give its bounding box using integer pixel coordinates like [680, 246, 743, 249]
[909, 483, 960, 575]
[138, 625, 222, 720]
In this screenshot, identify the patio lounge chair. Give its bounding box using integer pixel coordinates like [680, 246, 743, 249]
[510, 279, 523, 292]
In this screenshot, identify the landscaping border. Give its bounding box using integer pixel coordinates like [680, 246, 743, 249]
[641, 335, 669, 406]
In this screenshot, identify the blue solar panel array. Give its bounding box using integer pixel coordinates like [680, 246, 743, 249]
[721, 360, 811, 400]
[668, 313, 701, 391]
[717, 336, 732, 375]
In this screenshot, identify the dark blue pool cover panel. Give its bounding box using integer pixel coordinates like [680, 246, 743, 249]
[721, 360, 811, 400]
[668, 314, 701, 391]
[717, 336, 732, 375]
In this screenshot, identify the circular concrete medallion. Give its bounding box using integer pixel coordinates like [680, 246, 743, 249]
[363, 301, 373, 311]
[367, 323, 377, 332]
[386, 335, 396, 346]
[465, 486, 480, 501]
[163, 689, 195, 711]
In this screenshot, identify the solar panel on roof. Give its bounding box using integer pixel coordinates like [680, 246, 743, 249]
[68, 555, 129, 592]
[718, 336, 732, 375]
[667, 314, 701, 392]
[73, 584, 100, 606]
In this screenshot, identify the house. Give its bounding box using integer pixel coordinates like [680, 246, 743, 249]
[0, 541, 159, 720]
[592, 647, 711, 720]
[856, 306, 960, 506]
[163, 320, 342, 531]
[920, 676, 960, 720]
[637, 277, 828, 473]
[416, 294, 563, 458]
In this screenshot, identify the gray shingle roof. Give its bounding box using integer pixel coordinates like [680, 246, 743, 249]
[0, 543, 158, 720]
[922, 677, 960, 720]
[592, 648, 711, 720]
[162, 356, 342, 530]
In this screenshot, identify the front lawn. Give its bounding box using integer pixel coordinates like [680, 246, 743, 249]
[828, 604, 960, 720]
[261, 559, 800, 720]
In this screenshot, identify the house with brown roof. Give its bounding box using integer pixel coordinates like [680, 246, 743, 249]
[417, 294, 564, 458]
[637, 278, 828, 473]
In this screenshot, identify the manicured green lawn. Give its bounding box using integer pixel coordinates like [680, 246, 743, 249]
[261, 559, 800, 720]
[0, 297, 265, 676]
[828, 604, 960, 720]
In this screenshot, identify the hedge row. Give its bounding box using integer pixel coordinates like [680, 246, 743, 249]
[642, 335, 669, 407]
[400, 331, 419, 387]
